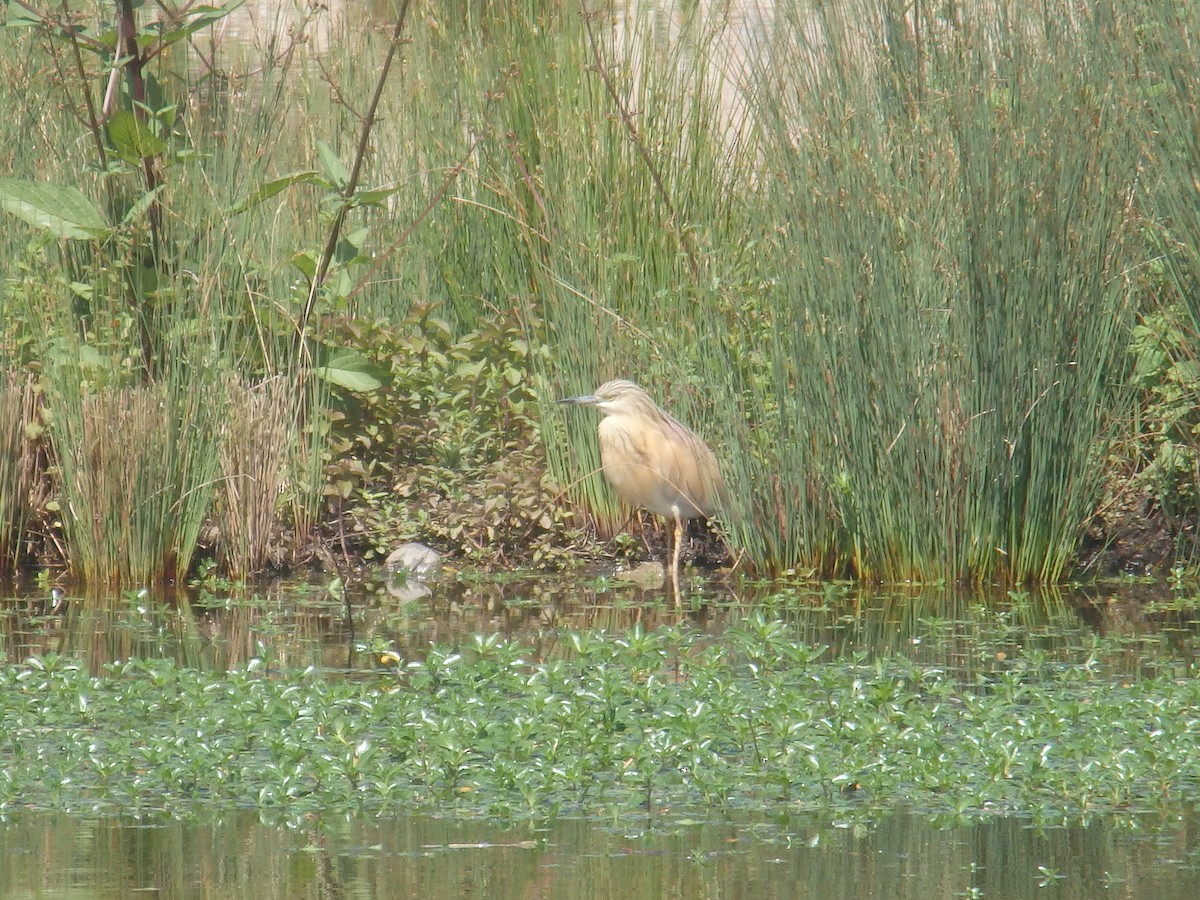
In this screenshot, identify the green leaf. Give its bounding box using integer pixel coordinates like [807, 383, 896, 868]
[4, 5, 45, 27]
[316, 141, 351, 191]
[78, 344, 105, 370]
[328, 267, 355, 300]
[291, 251, 317, 281]
[226, 171, 325, 215]
[121, 186, 166, 226]
[0, 178, 110, 240]
[315, 352, 387, 393]
[107, 110, 168, 162]
[154, 2, 247, 46]
[352, 184, 405, 207]
[456, 359, 487, 379]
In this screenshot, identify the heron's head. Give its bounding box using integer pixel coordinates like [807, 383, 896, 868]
[557, 379, 655, 418]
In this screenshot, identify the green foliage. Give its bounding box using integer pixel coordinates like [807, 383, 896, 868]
[3, 0, 1200, 584]
[1119, 304, 1200, 531]
[0, 1, 382, 581]
[4, 622, 1200, 823]
[318, 306, 575, 567]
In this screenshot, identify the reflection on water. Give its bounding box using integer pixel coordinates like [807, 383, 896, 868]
[2, 808, 1199, 900]
[3, 575, 1199, 897]
[2, 575, 1199, 679]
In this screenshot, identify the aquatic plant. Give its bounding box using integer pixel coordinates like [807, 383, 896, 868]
[40, 354, 220, 585]
[2, 623, 1199, 825]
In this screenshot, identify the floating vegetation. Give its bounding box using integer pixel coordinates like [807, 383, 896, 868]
[2, 621, 1198, 827]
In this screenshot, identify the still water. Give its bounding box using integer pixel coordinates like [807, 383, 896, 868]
[3, 575, 1200, 898]
[2, 806, 1199, 899]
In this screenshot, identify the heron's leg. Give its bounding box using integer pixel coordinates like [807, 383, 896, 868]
[659, 515, 673, 594]
[671, 510, 684, 605]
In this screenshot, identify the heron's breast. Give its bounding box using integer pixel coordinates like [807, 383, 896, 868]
[597, 416, 697, 517]
[596, 418, 649, 489]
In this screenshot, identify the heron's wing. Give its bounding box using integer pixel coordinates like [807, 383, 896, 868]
[648, 412, 726, 517]
[599, 412, 727, 518]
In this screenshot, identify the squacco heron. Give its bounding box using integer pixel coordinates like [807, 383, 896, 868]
[558, 379, 726, 597]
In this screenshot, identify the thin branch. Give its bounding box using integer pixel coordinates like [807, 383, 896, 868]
[347, 131, 487, 304]
[294, 0, 414, 361]
[57, 0, 107, 165]
[580, 3, 702, 283]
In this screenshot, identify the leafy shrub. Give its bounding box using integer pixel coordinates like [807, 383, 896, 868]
[318, 305, 577, 568]
[1122, 303, 1200, 534]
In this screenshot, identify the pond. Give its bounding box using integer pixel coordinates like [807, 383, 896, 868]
[2, 574, 1200, 898]
[3, 807, 1199, 899]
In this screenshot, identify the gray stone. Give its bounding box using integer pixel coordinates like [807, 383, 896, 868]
[385, 542, 443, 580]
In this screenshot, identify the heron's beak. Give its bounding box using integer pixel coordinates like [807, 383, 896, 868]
[557, 394, 598, 407]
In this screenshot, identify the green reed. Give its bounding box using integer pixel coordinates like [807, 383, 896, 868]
[0, 372, 39, 574]
[0, 2, 332, 583]
[721, 0, 1140, 580]
[0, 1, 1181, 583]
[38, 345, 219, 585]
[1137, 11, 1200, 396]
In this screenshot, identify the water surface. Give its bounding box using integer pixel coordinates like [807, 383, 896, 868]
[3, 574, 1200, 898]
[4, 806, 1200, 900]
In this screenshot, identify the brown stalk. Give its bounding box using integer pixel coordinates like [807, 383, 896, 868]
[294, 0, 415, 363]
[579, 4, 702, 284]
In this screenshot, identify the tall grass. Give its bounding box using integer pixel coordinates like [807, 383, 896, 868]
[0, 0, 1184, 584]
[718, 0, 1139, 580]
[41, 355, 220, 586]
[0, 372, 39, 575]
[1137, 8, 1200, 371]
[216, 377, 294, 579]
